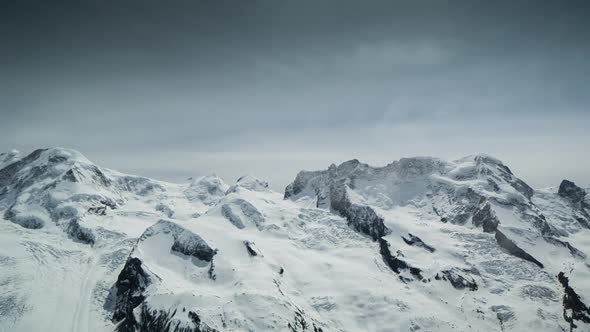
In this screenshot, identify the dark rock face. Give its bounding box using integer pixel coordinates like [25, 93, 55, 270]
[207, 260, 217, 281]
[4, 208, 44, 229]
[559, 180, 587, 207]
[187, 310, 218, 332]
[65, 218, 95, 245]
[557, 272, 590, 331]
[117, 303, 218, 332]
[472, 201, 500, 233]
[155, 202, 175, 218]
[112, 258, 151, 328]
[401, 233, 435, 253]
[171, 239, 217, 263]
[287, 308, 324, 332]
[243, 241, 260, 257]
[330, 183, 390, 241]
[495, 230, 544, 268]
[88, 200, 117, 216]
[285, 161, 392, 241]
[379, 238, 423, 281]
[0, 149, 46, 188]
[100, 199, 118, 210]
[558, 180, 590, 229]
[545, 237, 587, 260]
[88, 206, 107, 216]
[435, 268, 478, 291]
[529, 213, 561, 237]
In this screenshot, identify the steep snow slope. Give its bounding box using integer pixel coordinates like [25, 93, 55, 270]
[1, 148, 589, 332]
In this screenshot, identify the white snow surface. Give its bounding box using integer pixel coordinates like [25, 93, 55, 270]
[0, 148, 589, 332]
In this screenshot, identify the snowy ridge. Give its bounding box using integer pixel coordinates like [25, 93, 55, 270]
[1, 148, 590, 332]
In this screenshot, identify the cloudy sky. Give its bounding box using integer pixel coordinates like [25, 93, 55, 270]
[1, 0, 589, 190]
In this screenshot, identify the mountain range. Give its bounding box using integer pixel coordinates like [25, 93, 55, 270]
[0, 148, 589, 332]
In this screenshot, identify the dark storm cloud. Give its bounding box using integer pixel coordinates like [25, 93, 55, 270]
[1, 0, 589, 189]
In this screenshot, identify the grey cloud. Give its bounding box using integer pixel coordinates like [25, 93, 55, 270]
[1, 0, 589, 190]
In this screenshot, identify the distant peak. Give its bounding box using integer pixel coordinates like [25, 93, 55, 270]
[190, 173, 225, 184]
[0, 149, 20, 165]
[558, 179, 586, 204]
[3, 147, 93, 166]
[340, 159, 361, 166]
[226, 174, 269, 193]
[455, 153, 504, 166]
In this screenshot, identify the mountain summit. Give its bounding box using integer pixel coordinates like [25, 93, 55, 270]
[1, 148, 589, 332]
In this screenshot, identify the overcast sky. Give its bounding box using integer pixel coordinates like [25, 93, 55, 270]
[1, 0, 589, 191]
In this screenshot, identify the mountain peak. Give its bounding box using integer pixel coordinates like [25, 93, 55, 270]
[455, 153, 504, 166]
[558, 179, 587, 205]
[226, 174, 269, 193]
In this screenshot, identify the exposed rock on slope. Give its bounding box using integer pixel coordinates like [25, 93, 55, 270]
[401, 233, 435, 253]
[559, 180, 588, 208]
[329, 181, 390, 241]
[379, 238, 424, 281]
[112, 257, 152, 330]
[558, 272, 590, 332]
[435, 268, 478, 291]
[141, 220, 217, 262]
[494, 230, 543, 268]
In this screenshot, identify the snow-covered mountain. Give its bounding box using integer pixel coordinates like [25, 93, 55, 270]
[1, 148, 589, 332]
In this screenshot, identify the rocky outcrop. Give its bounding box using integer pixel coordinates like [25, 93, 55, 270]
[155, 202, 175, 218]
[142, 220, 217, 262]
[171, 239, 216, 263]
[287, 308, 324, 332]
[495, 230, 543, 268]
[472, 201, 500, 233]
[544, 237, 586, 260]
[330, 183, 390, 241]
[65, 218, 96, 245]
[379, 238, 423, 281]
[559, 180, 587, 208]
[117, 302, 218, 332]
[557, 272, 590, 331]
[558, 180, 590, 230]
[243, 241, 261, 257]
[220, 199, 265, 230]
[435, 268, 478, 291]
[401, 233, 435, 253]
[112, 257, 152, 329]
[87, 205, 107, 216]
